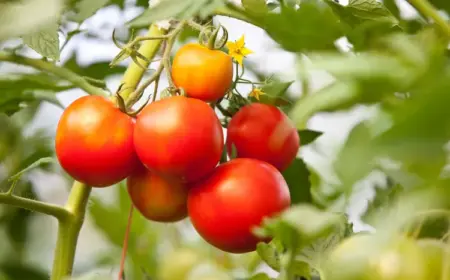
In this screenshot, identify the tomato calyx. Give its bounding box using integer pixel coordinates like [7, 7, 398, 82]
[199, 24, 228, 50]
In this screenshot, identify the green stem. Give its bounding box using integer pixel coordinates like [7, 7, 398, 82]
[119, 25, 168, 100]
[51, 181, 91, 280]
[0, 52, 107, 96]
[0, 193, 69, 221]
[406, 0, 450, 37]
[50, 24, 166, 280]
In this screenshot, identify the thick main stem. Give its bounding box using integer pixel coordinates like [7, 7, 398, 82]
[50, 24, 166, 280]
[51, 181, 91, 280]
[119, 25, 168, 100]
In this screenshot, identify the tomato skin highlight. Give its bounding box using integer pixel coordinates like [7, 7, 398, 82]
[188, 158, 291, 253]
[226, 103, 299, 172]
[171, 43, 233, 102]
[134, 96, 224, 183]
[55, 95, 139, 187]
[127, 164, 188, 222]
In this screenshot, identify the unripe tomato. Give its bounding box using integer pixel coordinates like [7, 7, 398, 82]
[55, 95, 139, 187]
[188, 158, 291, 253]
[171, 43, 233, 102]
[417, 238, 450, 280]
[127, 164, 187, 222]
[134, 96, 224, 183]
[324, 234, 429, 280]
[158, 248, 204, 280]
[226, 103, 299, 171]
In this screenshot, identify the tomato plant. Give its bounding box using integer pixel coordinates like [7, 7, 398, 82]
[188, 158, 291, 253]
[226, 103, 300, 171]
[172, 43, 233, 102]
[55, 95, 139, 187]
[134, 95, 224, 183]
[1, 0, 450, 280]
[127, 164, 188, 222]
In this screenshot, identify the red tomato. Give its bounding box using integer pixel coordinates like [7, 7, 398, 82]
[188, 158, 291, 253]
[226, 103, 299, 171]
[134, 96, 224, 183]
[127, 164, 187, 222]
[55, 95, 139, 187]
[171, 43, 233, 102]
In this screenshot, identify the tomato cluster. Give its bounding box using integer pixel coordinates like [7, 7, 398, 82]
[55, 43, 300, 253]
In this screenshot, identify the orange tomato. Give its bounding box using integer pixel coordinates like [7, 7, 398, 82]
[55, 95, 139, 187]
[127, 164, 188, 222]
[171, 43, 233, 102]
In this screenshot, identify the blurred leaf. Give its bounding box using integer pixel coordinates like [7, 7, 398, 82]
[254, 80, 294, 106]
[298, 130, 322, 146]
[429, 0, 450, 14]
[0, 0, 64, 40]
[255, 204, 343, 249]
[282, 158, 312, 204]
[248, 273, 272, 280]
[68, 0, 110, 23]
[22, 22, 60, 60]
[63, 53, 127, 81]
[326, 0, 398, 27]
[257, 0, 343, 52]
[0, 262, 48, 280]
[298, 215, 352, 269]
[90, 185, 159, 277]
[242, 0, 268, 14]
[256, 242, 280, 271]
[382, 0, 400, 19]
[128, 0, 225, 28]
[334, 122, 374, 188]
[0, 73, 67, 115]
[362, 182, 404, 225]
[4, 185, 36, 257]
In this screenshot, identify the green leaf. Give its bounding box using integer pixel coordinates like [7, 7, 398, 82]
[0, 73, 66, 115]
[334, 122, 375, 188]
[0, 263, 48, 280]
[63, 53, 127, 81]
[361, 182, 404, 225]
[242, 0, 268, 14]
[128, 0, 225, 28]
[68, 0, 110, 23]
[256, 242, 281, 271]
[255, 204, 343, 249]
[248, 273, 272, 280]
[298, 215, 353, 270]
[298, 130, 322, 146]
[428, 0, 450, 14]
[22, 23, 60, 60]
[257, 0, 343, 52]
[382, 0, 400, 19]
[255, 80, 294, 106]
[282, 158, 312, 204]
[0, 0, 64, 41]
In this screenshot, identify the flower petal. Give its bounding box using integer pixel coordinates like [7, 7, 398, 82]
[240, 47, 253, 56]
[234, 55, 244, 66]
[236, 35, 245, 48]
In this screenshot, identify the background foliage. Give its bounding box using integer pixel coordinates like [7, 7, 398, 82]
[1, 0, 450, 279]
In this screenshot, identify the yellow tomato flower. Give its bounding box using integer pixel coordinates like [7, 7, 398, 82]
[249, 88, 264, 100]
[226, 35, 253, 65]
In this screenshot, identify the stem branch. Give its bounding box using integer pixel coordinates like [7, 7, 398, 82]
[406, 0, 450, 37]
[0, 193, 70, 221]
[0, 52, 107, 96]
